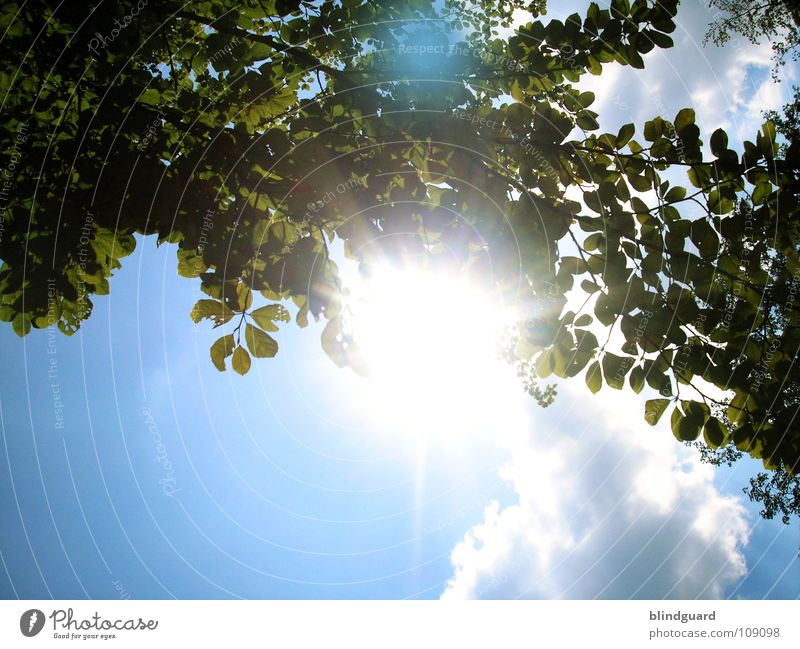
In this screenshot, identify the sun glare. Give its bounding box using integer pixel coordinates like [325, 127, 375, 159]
[346, 264, 519, 438]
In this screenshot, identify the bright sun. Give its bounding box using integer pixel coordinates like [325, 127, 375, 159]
[345, 264, 519, 438]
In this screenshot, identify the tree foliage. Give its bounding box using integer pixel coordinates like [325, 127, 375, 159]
[690, 89, 800, 531]
[691, 440, 800, 530]
[1, 0, 799, 476]
[704, 0, 800, 78]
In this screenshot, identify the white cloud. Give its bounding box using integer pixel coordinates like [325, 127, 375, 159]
[441, 1, 790, 601]
[441, 383, 750, 599]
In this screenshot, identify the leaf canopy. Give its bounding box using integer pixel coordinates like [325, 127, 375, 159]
[2, 0, 799, 474]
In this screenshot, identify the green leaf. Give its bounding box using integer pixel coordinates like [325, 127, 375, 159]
[245, 323, 279, 358]
[709, 128, 728, 157]
[91, 227, 136, 260]
[586, 361, 602, 394]
[683, 400, 710, 422]
[250, 304, 291, 331]
[644, 398, 670, 425]
[679, 123, 700, 147]
[177, 249, 206, 278]
[671, 405, 702, 441]
[296, 300, 309, 328]
[664, 186, 686, 203]
[617, 123, 635, 148]
[210, 334, 235, 371]
[629, 365, 644, 393]
[690, 219, 719, 258]
[602, 352, 629, 389]
[674, 108, 694, 134]
[551, 343, 570, 377]
[624, 44, 645, 68]
[577, 112, 599, 131]
[510, 80, 525, 102]
[584, 232, 603, 251]
[574, 314, 593, 327]
[630, 196, 649, 214]
[581, 279, 601, 294]
[629, 174, 652, 192]
[751, 181, 772, 205]
[140, 88, 162, 106]
[650, 136, 673, 157]
[535, 348, 554, 379]
[728, 390, 751, 426]
[577, 91, 595, 108]
[232, 345, 251, 375]
[190, 299, 234, 327]
[643, 117, 664, 142]
[646, 30, 673, 50]
[11, 313, 31, 337]
[703, 416, 727, 448]
[236, 283, 253, 311]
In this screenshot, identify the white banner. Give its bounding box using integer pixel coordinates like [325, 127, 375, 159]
[1, 600, 797, 647]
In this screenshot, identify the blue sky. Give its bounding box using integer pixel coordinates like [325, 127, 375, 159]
[0, 236, 508, 598]
[1, 1, 799, 599]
